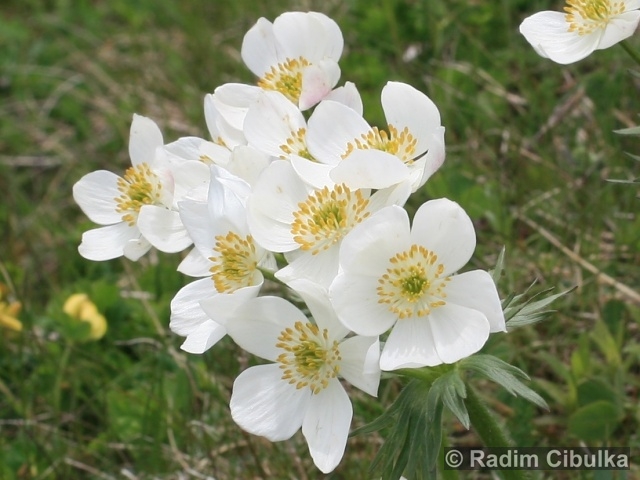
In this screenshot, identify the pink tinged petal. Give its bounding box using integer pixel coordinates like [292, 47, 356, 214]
[212, 83, 261, 132]
[290, 156, 333, 189]
[223, 295, 305, 362]
[381, 316, 441, 370]
[330, 149, 410, 190]
[279, 277, 350, 340]
[330, 273, 398, 336]
[410, 198, 476, 275]
[323, 81, 363, 115]
[199, 284, 261, 325]
[170, 278, 216, 336]
[338, 205, 411, 275]
[306, 100, 371, 164]
[246, 161, 308, 252]
[337, 336, 381, 397]
[599, 11, 640, 49]
[519, 11, 600, 64]
[137, 206, 191, 253]
[445, 270, 506, 333]
[123, 236, 152, 261]
[428, 302, 491, 364]
[129, 114, 164, 166]
[381, 82, 442, 148]
[180, 319, 227, 354]
[231, 364, 310, 442]
[78, 223, 139, 261]
[244, 91, 307, 157]
[73, 170, 122, 225]
[177, 247, 212, 277]
[302, 380, 352, 474]
[299, 60, 341, 111]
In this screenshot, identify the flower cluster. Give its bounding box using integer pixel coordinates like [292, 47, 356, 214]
[73, 11, 506, 473]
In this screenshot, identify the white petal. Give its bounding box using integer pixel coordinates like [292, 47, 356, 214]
[338, 336, 381, 396]
[231, 364, 310, 441]
[246, 161, 307, 252]
[241, 17, 279, 76]
[137, 206, 191, 253]
[199, 284, 261, 325]
[302, 380, 352, 474]
[177, 247, 212, 277]
[330, 149, 410, 190]
[519, 11, 600, 64]
[330, 273, 397, 336]
[244, 90, 307, 157]
[225, 145, 271, 187]
[290, 156, 334, 189]
[78, 223, 139, 261]
[212, 83, 261, 132]
[129, 114, 164, 166]
[180, 319, 227, 354]
[429, 303, 491, 364]
[123, 236, 152, 261]
[599, 11, 640, 49]
[381, 82, 441, 150]
[445, 270, 506, 333]
[278, 246, 341, 290]
[224, 295, 305, 362]
[73, 170, 122, 225]
[170, 160, 210, 206]
[410, 199, 476, 275]
[170, 278, 215, 336]
[204, 93, 246, 148]
[338, 205, 410, 276]
[380, 317, 441, 370]
[306, 100, 371, 164]
[323, 81, 363, 115]
[414, 126, 446, 189]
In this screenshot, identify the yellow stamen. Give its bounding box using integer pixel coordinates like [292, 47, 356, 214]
[209, 232, 258, 293]
[377, 244, 450, 319]
[280, 127, 315, 161]
[115, 163, 162, 225]
[291, 184, 370, 255]
[258, 57, 310, 104]
[342, 125, 418, 164]
[564, 0, 625, 35]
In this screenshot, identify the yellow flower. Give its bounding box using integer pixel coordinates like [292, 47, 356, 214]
[0, 284, 22, 332]
[63, 293, 107, 340]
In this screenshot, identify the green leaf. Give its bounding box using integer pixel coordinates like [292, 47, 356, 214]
[436, 371, 469, 429]
[460, 355, 549, 410]
[568, 401, 621, 442]
[489, 246, 506, 285]
[590, 321, 621, 367]
[504, 285, 575, 328]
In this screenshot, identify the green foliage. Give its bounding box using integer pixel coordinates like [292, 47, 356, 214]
[1, 0, 639, 478]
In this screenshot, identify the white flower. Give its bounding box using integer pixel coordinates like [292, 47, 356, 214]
[329, 199, 506, 371]
[307, 81, 446, 193]
[247, 160, 390, 287]
[222, 280, 380, 474]
[242, 11, 343, 110]
[73, 114, 203, 261]
[170, 165, 275, 353]
[519, 0, 640, 64]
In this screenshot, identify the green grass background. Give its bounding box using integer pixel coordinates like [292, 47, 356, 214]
[1, 0, 639, 478]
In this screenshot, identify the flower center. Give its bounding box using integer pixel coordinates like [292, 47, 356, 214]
[115, 163, 163, 226]
[280, 127, 315, 161]
[257, 57, 310, 104]
[564, 0, 624, 35]
[377, 244, 449, 319]
[291, 184, 370, 255]
[276, 321, 341, 394]
[342, 125, 418, 164]
[209, 232, 258, 293]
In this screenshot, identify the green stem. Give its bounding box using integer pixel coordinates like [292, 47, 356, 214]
[619, 40, 640, 68]
[465, 384, 529, 480]
[53, 342, 73, 413]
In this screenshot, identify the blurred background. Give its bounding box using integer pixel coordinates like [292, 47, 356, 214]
[1, 0, 639, 478]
